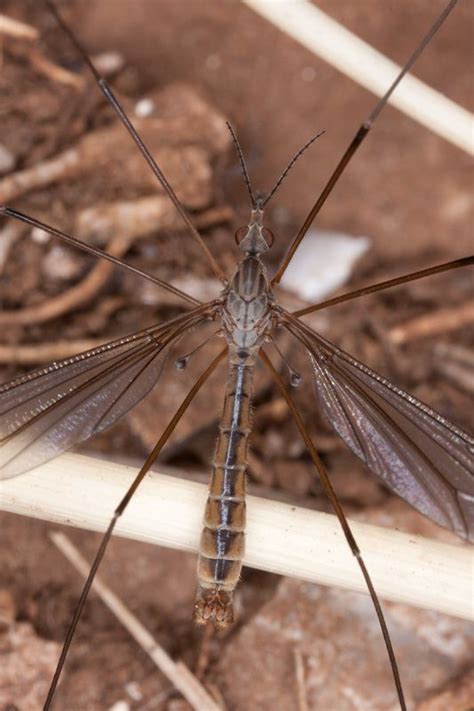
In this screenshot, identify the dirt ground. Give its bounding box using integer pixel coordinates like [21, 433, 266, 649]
[0, 1, 473, 710]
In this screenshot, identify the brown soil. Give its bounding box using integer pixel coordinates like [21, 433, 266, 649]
[0, 2, 472, 710]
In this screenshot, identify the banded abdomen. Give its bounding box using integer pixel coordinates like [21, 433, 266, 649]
[193, 349, 255, 627]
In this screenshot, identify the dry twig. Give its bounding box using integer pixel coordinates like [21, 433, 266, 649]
[389, 303, 474, 344]
[0, 13, 38, 40]
[27, 47, 85, 89]
[0, 147, 81, 204]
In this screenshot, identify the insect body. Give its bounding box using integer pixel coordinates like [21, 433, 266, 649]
[0, 1, 472, 709]
[195, 206, 275, 625]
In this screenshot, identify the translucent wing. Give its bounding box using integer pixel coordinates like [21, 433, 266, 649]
[290, 320, 474, 541]
[0, 325, 180, 479]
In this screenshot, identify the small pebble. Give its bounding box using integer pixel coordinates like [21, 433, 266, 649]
[93, 51, 125, 76]
[31, 227, 51, 244]
[134, 97, 155, 117]
[108, 701, 130, 711]
[42, 245, 83, 281]
[125, 681, 143, 701]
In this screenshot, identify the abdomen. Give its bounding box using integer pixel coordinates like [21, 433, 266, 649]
[193, 348, 255, 628]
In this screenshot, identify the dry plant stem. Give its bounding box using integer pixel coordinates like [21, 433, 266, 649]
[0, 148, 81, 203]
[433, 343, 474, 393]
[435, 343, 474, 368]
[389, 302, 474, 345]
[50, 532, 222, 711]
[1, 452, 471, 621]
[0, 232, 131, 327]
[27, 47, 85, 88]
[0, 13, 39, 40]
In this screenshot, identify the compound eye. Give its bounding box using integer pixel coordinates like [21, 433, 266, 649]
[235, 226, 248, 245]
[262, 227, 274, 247]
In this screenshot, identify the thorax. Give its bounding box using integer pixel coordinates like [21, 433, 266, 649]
[221, 256, 273, 351]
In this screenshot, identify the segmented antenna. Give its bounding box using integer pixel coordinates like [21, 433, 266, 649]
[262, 129, 325, 207]
[226, 122, 256, 208]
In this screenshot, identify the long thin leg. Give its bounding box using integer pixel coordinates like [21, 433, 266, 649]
[260, 350, 407, 711]
[272, 0, 459, 285]
[293, 255, 473, 317]
[0, 206, 200, 307]
[44, 346, 227, 710]
[44, 0, 226, 284]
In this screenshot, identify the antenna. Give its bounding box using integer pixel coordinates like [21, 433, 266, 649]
[226, 122, 256, 208]
[262, 129, 325, 207]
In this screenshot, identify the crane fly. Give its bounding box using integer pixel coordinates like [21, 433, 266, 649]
[0, 0, 473, 709]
